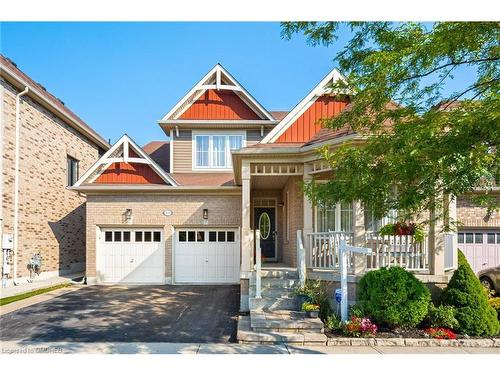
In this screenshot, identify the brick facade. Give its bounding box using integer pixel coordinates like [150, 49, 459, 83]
[85, 193, 242, 280]
[457, 194, 500, 228]
[1, 78, 101, 279]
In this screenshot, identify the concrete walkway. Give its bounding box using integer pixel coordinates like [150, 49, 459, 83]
[0, 273, 83, 299]
[1, 341, 499, 354]
[0, 285, 83, 316]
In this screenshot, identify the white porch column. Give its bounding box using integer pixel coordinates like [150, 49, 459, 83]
[303, 163, 313, 266]
[429, 195, 445, 276]
[240, 160, 252, 311]
[445, 194, 458, 270]
[353, 200, 366, 275]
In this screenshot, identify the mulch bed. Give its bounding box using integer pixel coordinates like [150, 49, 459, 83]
[325, 327, 500, 340]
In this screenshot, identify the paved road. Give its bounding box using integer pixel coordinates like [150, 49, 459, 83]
[0, 285, 239, 343]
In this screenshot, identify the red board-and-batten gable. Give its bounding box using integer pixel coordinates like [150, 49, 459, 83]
[94, 162, 166, 184]
[275, 95, 349, 143]
[179, 89, 261, 120]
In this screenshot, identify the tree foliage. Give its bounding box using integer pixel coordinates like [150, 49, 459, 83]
[283, 22, 500, 222]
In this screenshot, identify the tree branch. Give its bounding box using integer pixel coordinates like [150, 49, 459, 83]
[399, 56, 500, 83]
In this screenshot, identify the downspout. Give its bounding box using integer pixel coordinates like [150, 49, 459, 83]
[13, 87, 29, 285]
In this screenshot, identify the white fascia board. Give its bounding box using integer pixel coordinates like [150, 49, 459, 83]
[73, 134, 178, 187]
[159, 119, 278, 125]
[159, 64, 274, 122]
[1, 63, 110, 150]
[261, 68, 346, 144]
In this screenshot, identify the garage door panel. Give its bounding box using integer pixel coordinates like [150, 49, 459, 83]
[98, 229, 165, 284]
[174, 229, 240, 284]
[459, 230, 500, 273]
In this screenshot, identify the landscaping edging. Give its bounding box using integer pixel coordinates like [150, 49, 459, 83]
[327, 337, 500, 348]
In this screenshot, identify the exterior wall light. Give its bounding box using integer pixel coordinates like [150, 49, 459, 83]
[124, 209, 133, 224]
[203, 209, 209, 220]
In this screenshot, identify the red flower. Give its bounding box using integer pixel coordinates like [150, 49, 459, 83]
[424, 327, 456, 340]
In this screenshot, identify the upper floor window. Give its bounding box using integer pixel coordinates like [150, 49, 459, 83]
[193, 132, 245, 170]
[67, 156, 79, 186]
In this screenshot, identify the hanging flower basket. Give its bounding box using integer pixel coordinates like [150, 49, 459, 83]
[379, 222, 425, 242]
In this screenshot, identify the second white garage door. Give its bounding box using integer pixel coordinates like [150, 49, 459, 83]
[174, 228, 240, 284]
[458, 230, 500, 273]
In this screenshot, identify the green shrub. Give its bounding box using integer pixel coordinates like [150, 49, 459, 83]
[489, 297, 500, 321]
[357, 267, 431, 328]
[440, 252, 499, 336]
[324, 314, 341, 331]
[425, 304, 458, 329]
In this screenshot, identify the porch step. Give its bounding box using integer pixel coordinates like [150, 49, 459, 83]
[237, 316, 327, 345]
[249, 296, 298, 311]
[250, 310, 324, 333]
[260, 268, 298, 279]
[249, 278, 300, 289]
[249, 286, 296, 299]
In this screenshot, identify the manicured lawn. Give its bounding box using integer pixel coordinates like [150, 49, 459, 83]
[0, 283, 71, 306]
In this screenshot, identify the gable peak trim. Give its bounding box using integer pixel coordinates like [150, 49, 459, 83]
[160, 64, 274, 122]
[261, 68, 348, 144]
[73, 134, 177, 187]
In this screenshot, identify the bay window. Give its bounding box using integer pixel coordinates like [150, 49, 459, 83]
[193, 132, 245, 169]
[364, 207, 397, 234]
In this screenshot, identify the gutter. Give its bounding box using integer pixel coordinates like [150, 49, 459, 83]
[13, 86, 29, 285]
[0, 64, 110, 150]
[70, 185, 242, 194]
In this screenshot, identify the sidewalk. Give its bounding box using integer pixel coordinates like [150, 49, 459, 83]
[0, 285, 83, 316]
[0, 273, 84, 299]
[1, 341, 499, 354]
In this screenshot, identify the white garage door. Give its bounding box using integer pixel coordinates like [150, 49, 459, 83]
[174, 228, 240, 284]
[458, 230, 500, 273]
[97, 228, 165, 284]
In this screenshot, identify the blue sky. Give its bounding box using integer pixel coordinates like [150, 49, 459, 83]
[1, 22, 475, 146]
[1, 22, 353, 145]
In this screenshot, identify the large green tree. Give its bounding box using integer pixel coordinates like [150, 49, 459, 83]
[283, 22, 499, 226]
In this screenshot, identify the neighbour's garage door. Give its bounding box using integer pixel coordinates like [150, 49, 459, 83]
[97, 228, 165, 284]
[174, 228, 240, 284]
[458, 230, 500, 274]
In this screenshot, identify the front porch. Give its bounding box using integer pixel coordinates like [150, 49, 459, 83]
[238, 159, 459, 312]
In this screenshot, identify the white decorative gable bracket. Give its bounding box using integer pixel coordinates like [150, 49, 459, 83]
[160, 64, 273, 121]
[73, 134, 177, 187]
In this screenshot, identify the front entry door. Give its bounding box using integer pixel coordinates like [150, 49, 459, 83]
[254, 207, 276, 261]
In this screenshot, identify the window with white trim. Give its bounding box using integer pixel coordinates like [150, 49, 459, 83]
[315, 202, 353, 232]
[364, 208, 397, 234]
[193, 133, 245, 169]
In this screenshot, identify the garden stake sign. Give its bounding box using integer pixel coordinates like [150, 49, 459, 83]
[338, 239, 372, 322]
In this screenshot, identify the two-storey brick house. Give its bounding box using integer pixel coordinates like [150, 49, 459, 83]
[72, 64, 499, 313]
[1, 55, 109, 286]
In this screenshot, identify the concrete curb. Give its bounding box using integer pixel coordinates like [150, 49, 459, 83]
[327, 337, 499, 348]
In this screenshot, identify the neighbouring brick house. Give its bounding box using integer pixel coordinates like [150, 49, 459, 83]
[1, 55, 109, 286]
[70, 63, 499, 320]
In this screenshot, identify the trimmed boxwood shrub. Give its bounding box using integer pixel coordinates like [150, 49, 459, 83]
[357, 267, 431, 328]
[440, 250, 499, 336]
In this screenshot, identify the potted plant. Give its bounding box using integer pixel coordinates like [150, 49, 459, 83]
[302, 302, 320, 318]
[294, 285, 313, 311]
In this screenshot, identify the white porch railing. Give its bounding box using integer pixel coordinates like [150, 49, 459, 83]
[307, 231, 354, 270]
[365, 234, 428, 271]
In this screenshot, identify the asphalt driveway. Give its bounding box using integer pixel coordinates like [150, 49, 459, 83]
[0, 285, 239, 343]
